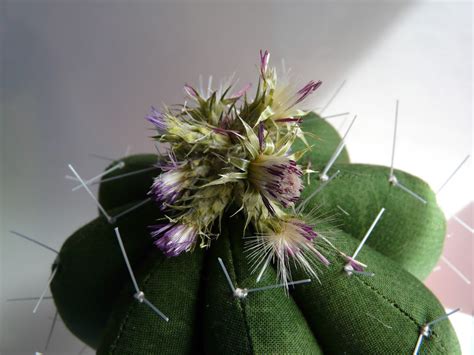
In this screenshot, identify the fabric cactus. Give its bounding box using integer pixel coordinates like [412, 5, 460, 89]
[51, 52, 460, 354]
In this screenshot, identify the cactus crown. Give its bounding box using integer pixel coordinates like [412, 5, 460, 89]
[147, 51, 334, 286]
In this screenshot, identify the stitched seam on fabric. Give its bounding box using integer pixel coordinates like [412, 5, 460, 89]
[228, 227, 255, 354]
[109, 255, 165, 353]
[356, 277, 448, 354]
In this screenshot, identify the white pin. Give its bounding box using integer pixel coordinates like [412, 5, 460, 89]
[452, 215, 474, 234]
[436, 155, 470, 195]
[9, 230, 59, 255]
[298, 170, 340, 213]
[321, 112, 350, 120]
[7, 296, 53, 302]
[68, 164, 114, 223]
[112, 198, 152, 222]
[71, 166, 158, 186]
[388, 100, 427, 204]
[44, 310, 58, 351]
[412, 308, 460, 355]
[319, 80, 346, 115]
[319, 115, 356, 182]
[88, 145, 132, 163]
[441, 256, 471, 285]
[344, 208, 385, 276]
[69, 165, 152, 224]
[71, 161, 125, 191]
[114, 227, 169, 321]
[217, 257, 311, 299]
[33, 268, 58, 314]
[88, 153, 116, 162]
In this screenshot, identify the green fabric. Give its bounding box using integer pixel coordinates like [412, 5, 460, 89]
[201, 214, 322, 354]
[290, 226, 459, 354]
[300, 164, 446, 280]
[50, 202, 160, 348]
[51, 116, 459, 354]
[97, 248, 204, 355]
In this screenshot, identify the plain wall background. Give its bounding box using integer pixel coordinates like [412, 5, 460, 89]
[1, 1, 472, 354]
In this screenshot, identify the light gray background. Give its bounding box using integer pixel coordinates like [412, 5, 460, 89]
[1, 1, 472, 354]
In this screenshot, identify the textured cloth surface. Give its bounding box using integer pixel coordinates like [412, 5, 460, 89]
[300, 164, 446, 280]
[50, 202, 160, 348]
[51, 116, 458, 354]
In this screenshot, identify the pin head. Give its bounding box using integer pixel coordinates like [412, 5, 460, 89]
[233, 288, 249, 299]
[420, 324, 432, 338]
[319, 174, 329, 182]
[344, 263, 354, 276]
[134, 291, 145, 303]
[108, 216, 117, 224]
[388, 175, 398, 186]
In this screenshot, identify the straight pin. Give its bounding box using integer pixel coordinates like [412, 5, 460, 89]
[247, 279, 311, 293]
[114, 227, 168, 321]
[393, 180, 427, 204]
[319, 80, 346, 115]
[68, 164, 113, 223]
[387, 101, 427, 204]
[441, 256, 471, 284]
[89, 166, 158, 185]
[44, 310, 58, 351]
[217, 257, 236, 293]
[344, 208, 385, 275]
[412, 308, 460, 355]
[114, 227, 140, 293]
[452, 215, 474, 234]
[72, 161, 125, 191]
[9, 231, 58, 254]
[298, 170, 340, 213]
[321, 112, 350, 120]
[351, 208, 385, 260]
[436, 155, 470, 194]
[88, 153, 116, 162]
[110, 198, 151, 223]
[7, 296, 53, 302]
[218, 258, 311, 299]
[33, 268, 58, 313]
[320, 115, 357, 181]
[66, 166, 158, 185]
[389, 100, 399, 179]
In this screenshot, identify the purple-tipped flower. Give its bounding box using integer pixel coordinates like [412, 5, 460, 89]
[151, 223, 198, 257]
[249, 155, 303, 208]
[294, 80, 322, 106]
[344, 256, 366, 272]
[260, 50, 270, 78]
[230, 83, 252, 99]
[146, 107, 167, 134]
[184, 83, 199, 98]
[247, 217, 329, 288]
[149, 166, 189, 208]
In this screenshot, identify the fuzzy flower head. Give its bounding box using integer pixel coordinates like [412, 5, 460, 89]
[146, 50, 333, 285]
[151, 222, 198, 257]
[248, 155, 303, 209]
[246, 216, 330, 288]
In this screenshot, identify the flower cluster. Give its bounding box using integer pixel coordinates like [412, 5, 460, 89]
[147, 51, 330, 286]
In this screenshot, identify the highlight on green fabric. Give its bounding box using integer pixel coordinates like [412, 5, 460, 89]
[50, 114, 459, 354]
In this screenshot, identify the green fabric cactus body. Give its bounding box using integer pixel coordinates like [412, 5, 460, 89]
[50, 115, 460, 354]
